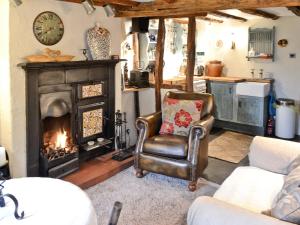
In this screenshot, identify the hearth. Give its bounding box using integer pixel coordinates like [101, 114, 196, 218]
[21, 60, 122, 177]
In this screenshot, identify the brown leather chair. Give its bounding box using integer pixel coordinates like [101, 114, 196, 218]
[134, 91, 214, 191]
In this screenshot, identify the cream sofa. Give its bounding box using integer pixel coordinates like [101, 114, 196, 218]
[188, 136, 300, 225]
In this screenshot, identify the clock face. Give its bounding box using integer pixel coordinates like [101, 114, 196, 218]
[33, 11, 64, 46]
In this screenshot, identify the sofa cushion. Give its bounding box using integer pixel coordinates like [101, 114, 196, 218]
[143, 134, 188, 159]
[249, 136, 300, 175]
[159, 96, 203, 136]
[271, 165, 300, 223]
[214, 166, 285, 213]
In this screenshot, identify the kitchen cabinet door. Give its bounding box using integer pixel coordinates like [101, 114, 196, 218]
[237, 96, 263, 126]
[210, 82, 235, 121]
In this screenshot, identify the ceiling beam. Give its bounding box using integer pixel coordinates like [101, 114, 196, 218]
[163, 0, 177, 3]
[118, 0, 300, 13]
[198, 16, 223, 23]
[116, 9, 208, 18]
[287, 6, 300, 16]
[60, 0, 139, 7]
[210, 11, 247, 22]
[240, 9, 280, 20]
[174, 17, 223, 24]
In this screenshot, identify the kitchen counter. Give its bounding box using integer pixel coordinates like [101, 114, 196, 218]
[148, 76, 274, 91]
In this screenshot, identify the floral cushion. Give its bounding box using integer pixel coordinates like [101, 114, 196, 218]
[159, 96, 204, 136]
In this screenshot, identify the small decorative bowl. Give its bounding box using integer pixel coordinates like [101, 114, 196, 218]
[87, 141, 95, 146]
[97, 138, 104, 142]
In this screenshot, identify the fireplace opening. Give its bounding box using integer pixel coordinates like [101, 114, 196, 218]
[42, 114, 78, 161]
[39, 92, 79, 178]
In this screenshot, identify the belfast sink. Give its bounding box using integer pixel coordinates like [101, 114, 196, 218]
[236, 82, 270, 97]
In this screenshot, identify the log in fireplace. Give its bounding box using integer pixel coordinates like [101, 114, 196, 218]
[21, 60, 122, 177]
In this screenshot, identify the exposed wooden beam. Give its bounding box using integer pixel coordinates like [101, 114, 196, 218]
[287, 6, 300, 16]
[116, 0, 300, 18]
[116, 8, 208, 18]
[210, 11, 247, 22]
[163, 0, 176, 3]
[186, 17, 196, 92]
[60, 0, 139, 7]
[132, 33, 139, 70]
[154, 18, 165, 112]
[100, 0, 140, 7]
[174, 17, 223, 24]
[198, 16, 223, 23]
[240, 9, 280, 20]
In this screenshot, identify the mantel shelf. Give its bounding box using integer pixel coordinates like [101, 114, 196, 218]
[18, 59, 126, 70]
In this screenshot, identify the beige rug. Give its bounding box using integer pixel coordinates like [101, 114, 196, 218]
[86, 167, 218, 225]
[208, 130, 254, 163]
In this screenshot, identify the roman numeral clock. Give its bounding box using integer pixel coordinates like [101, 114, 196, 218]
[33, 11, 64, 46]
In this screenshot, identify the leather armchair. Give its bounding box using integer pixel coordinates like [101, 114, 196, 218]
[134, 91, 214, 191]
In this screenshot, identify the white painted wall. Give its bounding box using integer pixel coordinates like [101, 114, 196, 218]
[2, 0, 123, 177]
[0, 0, 11, 155]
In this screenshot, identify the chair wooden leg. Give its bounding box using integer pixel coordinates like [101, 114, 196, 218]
[136, 169, 144, 178]
[188, 181, 197, 192]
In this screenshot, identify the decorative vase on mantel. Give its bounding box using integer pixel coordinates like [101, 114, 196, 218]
[87, 23, 111, 60]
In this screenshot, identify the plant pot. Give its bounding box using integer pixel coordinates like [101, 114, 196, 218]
[205, 60, 224, 77]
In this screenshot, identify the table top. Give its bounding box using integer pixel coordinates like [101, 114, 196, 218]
[0, 177, 97, 225]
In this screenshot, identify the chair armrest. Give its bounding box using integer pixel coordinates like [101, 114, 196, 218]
[249, 136, 300, 175]
[135, 111, 162, 138]
[190, 115, 215, 139]
[135, 111, 162, 154]
[187, 115, 214, 165]
[187, 196, 293, 225]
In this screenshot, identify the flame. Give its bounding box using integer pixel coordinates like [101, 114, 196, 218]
[55, 130, 67, 149]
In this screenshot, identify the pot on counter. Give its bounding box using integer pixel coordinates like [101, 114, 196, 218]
[205, 60, 224, 77]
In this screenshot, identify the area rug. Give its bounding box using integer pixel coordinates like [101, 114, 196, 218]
[85, 167, 219, 225]
[208, 130, 254, 163]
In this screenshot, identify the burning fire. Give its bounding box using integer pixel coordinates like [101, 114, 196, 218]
[55, 130, 67, 149]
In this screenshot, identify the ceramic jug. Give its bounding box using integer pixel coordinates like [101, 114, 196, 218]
[205, 60, 224, 77]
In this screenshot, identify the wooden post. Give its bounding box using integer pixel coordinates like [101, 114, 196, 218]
[186, 17, 196, 92]
[154, 18, 165, 111]
[132, 33, 140, 69]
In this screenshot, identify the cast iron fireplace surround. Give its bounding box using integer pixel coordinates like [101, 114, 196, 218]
[21, 60, 122, 177]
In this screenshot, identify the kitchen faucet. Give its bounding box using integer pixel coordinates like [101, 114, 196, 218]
[259, 69, 264, 79]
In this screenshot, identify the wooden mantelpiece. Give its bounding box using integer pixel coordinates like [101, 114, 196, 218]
[20, 60, 124, 177]
[19, 59, 125, 69]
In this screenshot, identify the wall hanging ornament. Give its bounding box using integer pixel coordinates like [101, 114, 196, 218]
[87, 23, 111, 60]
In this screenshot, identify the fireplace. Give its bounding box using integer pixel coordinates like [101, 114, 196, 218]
[21, 60, 121, 177]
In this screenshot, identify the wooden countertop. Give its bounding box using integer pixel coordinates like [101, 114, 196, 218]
[199, 76, 246, 83]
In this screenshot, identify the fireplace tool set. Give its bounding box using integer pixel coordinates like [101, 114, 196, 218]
[0, 172, 25, 220]
[112, 110, 133, 161]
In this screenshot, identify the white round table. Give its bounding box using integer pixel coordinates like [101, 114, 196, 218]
[0, 177, 97, 225]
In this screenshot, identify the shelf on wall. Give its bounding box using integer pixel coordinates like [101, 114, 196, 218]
[247, 27, 275, 62]
[246, 55, 273, 60]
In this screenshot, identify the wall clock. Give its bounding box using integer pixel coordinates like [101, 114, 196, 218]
[33, 11, 64, 46]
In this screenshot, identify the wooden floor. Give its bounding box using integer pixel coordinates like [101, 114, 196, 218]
[64, 151, 134, 189]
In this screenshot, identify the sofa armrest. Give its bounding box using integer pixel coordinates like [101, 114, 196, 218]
[135, 111, 162, 154]
[249, 136, 300, 175]
[187, 196, 293, 225]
